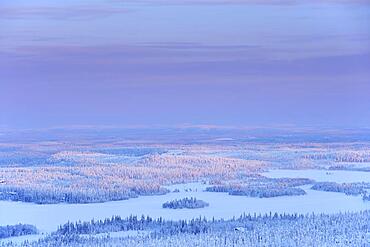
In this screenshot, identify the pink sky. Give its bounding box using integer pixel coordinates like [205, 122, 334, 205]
[1, 1, 370, 128]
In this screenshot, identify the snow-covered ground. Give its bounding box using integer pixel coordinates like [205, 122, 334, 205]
[1, 169, 370, 234]
[80, 230, 149, 239]
[263, 169, 370, 183]
[0, 234, 44, 245]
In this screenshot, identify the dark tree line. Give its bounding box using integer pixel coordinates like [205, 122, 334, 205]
[55, 211, 348, 237]
[311, 182, 370, 196]
[0, 186, 168, 204]
[0, 224, 37, 239]
[162, 197, 209, 209]
[206, 185, 306, 198]
[2, 211, 370, 246]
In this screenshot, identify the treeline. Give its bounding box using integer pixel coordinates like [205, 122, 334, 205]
[56, 215, 212, 236]
[363, 194, 370, 201]
[0, 186, 168, 204]
[55, 211, 369, 237]
[162, 197, 209, 209]
[328, 165, 370, 172]
[206, 177, 312, 198]
[206, 186, 305, 198]
[303, 150, 370, 163]
[3, 211, 370, 246]
[230, 187, 305, 197]
[55, 213, 310, 237]
[311, 182, 370, 196]
[0, 224, 37, 239]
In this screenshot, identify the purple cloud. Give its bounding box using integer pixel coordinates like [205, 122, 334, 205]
[0, 4, 131, 20]
[1, 0, 369, 128]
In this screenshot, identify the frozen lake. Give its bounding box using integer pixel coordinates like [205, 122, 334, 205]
[263, 169, 370, 183]
[1, 169, 370, 234]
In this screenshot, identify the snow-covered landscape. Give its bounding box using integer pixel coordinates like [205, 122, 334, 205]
[1, 128, 370, 246]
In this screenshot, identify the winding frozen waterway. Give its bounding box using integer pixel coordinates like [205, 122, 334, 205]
[1, 172, 370, 234]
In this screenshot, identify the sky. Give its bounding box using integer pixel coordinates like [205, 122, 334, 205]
[1, 0, 370, 129]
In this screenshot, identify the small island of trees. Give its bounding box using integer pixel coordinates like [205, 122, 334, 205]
[162, 197, 209, 209]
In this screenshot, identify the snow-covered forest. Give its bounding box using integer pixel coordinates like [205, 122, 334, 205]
[2, 211, 370, 246]
[0, 225, 37, 239]
[311, 181, 370, 196]
[205, 177, 312, 198]
[162, 197, 209, 209]
[1, 128, 370, 246]
[1, 139, 369, 204]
